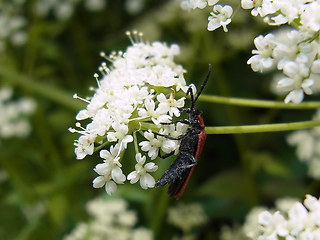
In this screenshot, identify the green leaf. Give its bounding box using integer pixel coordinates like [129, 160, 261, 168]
[48, 194, 66, 225]
[195, 169, 249, 199]
[247, 151, 292, 178]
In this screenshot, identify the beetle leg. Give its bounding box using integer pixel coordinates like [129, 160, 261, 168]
[160, 119, 190, 125]
[153, 131, 187, 140]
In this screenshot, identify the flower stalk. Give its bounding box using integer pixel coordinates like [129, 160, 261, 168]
[198, 94, 320, 109]
[206, 120, 320, 135]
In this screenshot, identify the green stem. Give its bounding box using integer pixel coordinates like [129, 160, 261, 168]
[198, 94, 320, 109]
[142, 120, 320, 135]
[206, 120, 320, 134]
[0, 66, 83, 111]
[133, 131, 139, 154]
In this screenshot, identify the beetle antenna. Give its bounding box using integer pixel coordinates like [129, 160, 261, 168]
[194, 64, 212, 103]
[186, 87, 194, 108]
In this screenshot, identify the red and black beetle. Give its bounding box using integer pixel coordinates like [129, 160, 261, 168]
[155, 64, 212, 199]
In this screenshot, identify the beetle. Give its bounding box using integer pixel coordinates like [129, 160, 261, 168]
[155, 64, 212, 199]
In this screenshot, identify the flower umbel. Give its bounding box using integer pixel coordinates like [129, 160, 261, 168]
[256, 195, 320, 240]
[70, 31, 192, 195]
[0, 87, 36, 138]
[287, 109, 320, 179]
[63, 198, 153, 240]
[244, 1, 320, 103]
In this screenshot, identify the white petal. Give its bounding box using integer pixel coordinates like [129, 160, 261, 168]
[148, 147, 158, 160]
[288, 202, 307, 220]
[105, 181, 117, 195]
[156, 93, 167, 103]
[156, 103, 170, 115]
[223, 5, 233, 16]
[127, 171, 139, 184]
[241, 0, 253, 9]
[208, 18, 221, 31]
[311, 60, 320, 74]
[93, 163, 109, 175]
[162, 140, 178, 153]
[75, 148, 87, 160]
[99, 149, 111, 159]
[278, 78, 294, 88]
[111, 167, 126, 184]
[138, 108, 147, 117]
[139, 141, 151, 151]
[92, 176, 105, 188]
[76, 110, 90, 120]
[304, 195, 320, 211]
[283, 62, 298, 78]
[208, 0, 219, 6]
[135, 153, 146, 164]
[143, 130, 154, 141]
[140, 174, 155, 189]
[120, 135, 133, 150]
[145, 98, 155, 111]
[302, 78, 314, 88]
[258, 211, 273, 225]
[284, 89, 304, 104]
[144, 162, 158, 172]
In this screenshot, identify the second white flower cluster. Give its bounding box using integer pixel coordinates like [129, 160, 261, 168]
[181, 0, 320, 104]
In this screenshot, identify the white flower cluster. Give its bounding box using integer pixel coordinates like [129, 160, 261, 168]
[244, 0, 320, 103]
[70, 32, 192, 195]
[168, 203, 208, 234]
[0, 0, 28, 51]
[63, 198, 153, 240]
[181, 0, 320, 103]
[287, 109, 320, 179]
[256, 194, 320, 240]
[180, 0, 233, 32]
[35, 0, 106, 20]
[243, 198, 299, 239]
[219, 198, 302, 240]
[0, 87, 36, 139]
[0, 0, 107, 52]
[181, 0, 217, 9]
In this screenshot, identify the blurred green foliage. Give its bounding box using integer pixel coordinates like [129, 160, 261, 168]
[0, 0, 318, 239]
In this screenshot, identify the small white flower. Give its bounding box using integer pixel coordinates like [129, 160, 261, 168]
[139, 130, 163, 160]
[91, 144, 126, 195]
[92, 166, 118, 195]
[139, 130, 179, 160]
[138, 98, 159, 119]
[241, 0, 276, 17]
[74, 135, 95, 160]
[163, 122, 189, 139]
[207, 5, 233, 32]
[127, 153, 158, 189]
[156, 93, 185, 117]
[258, 211, 288, 237]
[247, 34, 276, 72]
